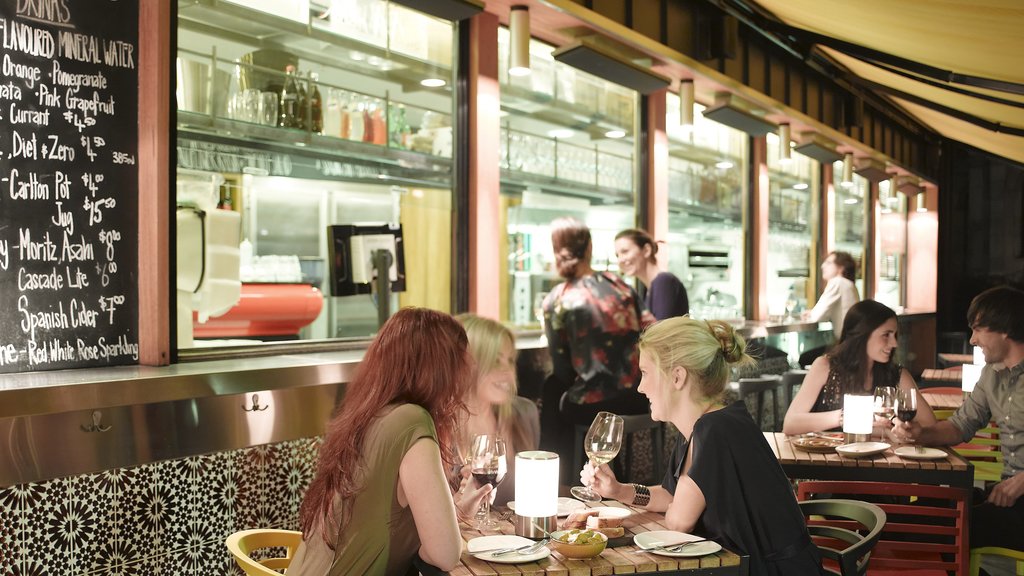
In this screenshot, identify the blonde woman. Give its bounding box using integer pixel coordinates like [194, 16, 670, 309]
[582, 317, 824, 576]
[457, 314, 540, 507]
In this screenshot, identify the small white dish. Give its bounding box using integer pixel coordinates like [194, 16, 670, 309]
[467, 535, 551, 563]
[587, 506, 631, 519]
[835, 441, 891, 458]
[633, 530, 722, 557]
[507, 497, 585, 517]
[894, 446, 948, 460]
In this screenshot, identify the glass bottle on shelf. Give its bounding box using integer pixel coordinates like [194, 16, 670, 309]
[348, 98, 364, 142]
[309, 72, 323, 134]
[323, 87, 342, 137]
[389, 104, 409, 149]
[371, 104, 386, 145]
[296, 71, 309, 130]
[279, 65, 299, 128]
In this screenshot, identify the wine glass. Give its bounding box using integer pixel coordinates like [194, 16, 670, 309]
[896, 388, 918, 424]
[873, 386, 897, 422]
[469, 434, 507, 530]
[570, 412, 624, 502]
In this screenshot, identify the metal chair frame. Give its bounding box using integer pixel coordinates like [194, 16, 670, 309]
[798, 498, 887, 576]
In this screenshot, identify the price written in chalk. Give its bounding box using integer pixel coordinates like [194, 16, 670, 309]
[98, 294, 124, 323]
[81, 172, 104, 195]
[80, 135, 106, 162]
[62, 110, 97, 132]
[111, 151, 135, 165]
[95, 261, 117, 287]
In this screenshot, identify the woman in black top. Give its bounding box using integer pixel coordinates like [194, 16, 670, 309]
[582, 317, 824, 576]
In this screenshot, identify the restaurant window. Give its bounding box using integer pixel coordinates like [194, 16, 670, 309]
[830, 160, 868, 297]
[877, 179, 906, 309]
[175, 0, 456, 350]
[665, 96, 748, 320]
[765, 133, 818, 321]
[496, 29, 638, 328]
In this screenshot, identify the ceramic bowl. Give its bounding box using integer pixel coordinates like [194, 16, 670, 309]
[549, 529, 608, 559]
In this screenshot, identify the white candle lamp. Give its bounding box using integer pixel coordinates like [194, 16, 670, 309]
[843, 394, 874, 443]
[973, 346, 984, 366]
[962, 363, 983, 394]
[513, 450, 559, 538]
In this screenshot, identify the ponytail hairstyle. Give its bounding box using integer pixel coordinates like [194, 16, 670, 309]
[639, 317, 755, 400]
[550, 217, 592, 280]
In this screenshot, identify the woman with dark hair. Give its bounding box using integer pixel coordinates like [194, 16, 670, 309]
[784, 299, 935, 435]
[290, 308, 492, 576]
[582, 317, 824, 576]
[540, 218, 653, 466]
[614, 228, 689, 320]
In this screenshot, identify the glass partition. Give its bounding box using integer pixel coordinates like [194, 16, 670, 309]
[497, 29, 638, 327]
[765, 132, 818, 321]
[877, 179, 907, 309]
[830, 160, 868, 296]
[665, 97, 747, 320]
[175, 0, 456, 350]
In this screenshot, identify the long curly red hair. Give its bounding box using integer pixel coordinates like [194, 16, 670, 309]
[299, 307, 471, 547]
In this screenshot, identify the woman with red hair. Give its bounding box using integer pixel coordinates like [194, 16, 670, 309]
[290, 308, 492, 575]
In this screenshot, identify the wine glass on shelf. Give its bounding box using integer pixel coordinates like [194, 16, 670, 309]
[896, 388, 918, 424]
[570, 411, 624, 502]
[468, 434, 507, 530]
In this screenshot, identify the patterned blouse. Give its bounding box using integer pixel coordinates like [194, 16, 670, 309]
[543, 272, 654, 404]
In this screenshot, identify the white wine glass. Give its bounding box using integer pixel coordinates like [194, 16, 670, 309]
[873, 386, 897, 421]
[571, 411, 624, 502]
[469, 434, 507, 530]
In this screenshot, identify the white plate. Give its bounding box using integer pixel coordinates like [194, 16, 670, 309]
[507, 497, 585, 517]
[835, 441, 891, 458]
[894, 446, 948, 460]
[587, 506, 631, 519]
[633, 530, 722, 557]
[467, 535, 551, 564]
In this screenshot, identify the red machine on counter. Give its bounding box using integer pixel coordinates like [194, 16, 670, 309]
[192, 283, 323, 339]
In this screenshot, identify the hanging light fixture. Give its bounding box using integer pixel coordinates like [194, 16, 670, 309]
[679, 79, 694, 127]
[508, 6, 531, 77]
[841, 153, 854, 188]
[778, 123, 792, 164]
[916, 191, 928, 212]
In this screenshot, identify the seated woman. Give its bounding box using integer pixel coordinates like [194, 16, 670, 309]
[456, 313, 540, 507]
[784, 299, 935, 436]
[290, 308, 492, 576]
[581, 317, 824, 576]
[614, 228, 689, 320]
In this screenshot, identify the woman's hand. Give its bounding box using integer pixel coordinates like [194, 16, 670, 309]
[581, 462, 627, 502]
[453, 473, 493, 522]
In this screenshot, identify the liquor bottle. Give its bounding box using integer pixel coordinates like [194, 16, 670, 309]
[348, 98, 364, 142]
[296, 71, 309, 130]
[371, 105, 386, 145]
[279, 65, 299, 128]
[309, 72, 323, 134]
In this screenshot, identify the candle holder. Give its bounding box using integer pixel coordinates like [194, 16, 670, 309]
[513, 451, 559, 538]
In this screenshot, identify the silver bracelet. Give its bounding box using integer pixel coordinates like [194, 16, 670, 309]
[630, 483, 651, 507]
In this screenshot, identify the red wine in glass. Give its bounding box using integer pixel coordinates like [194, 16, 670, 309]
[897, 408, 917, 422]
[896, 388, 918, 423]
[471, 468, 505, 488]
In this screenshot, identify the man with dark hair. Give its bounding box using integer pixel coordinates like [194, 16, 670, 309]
[798, 251, 861, 367]
[899, 285, 1024, 561]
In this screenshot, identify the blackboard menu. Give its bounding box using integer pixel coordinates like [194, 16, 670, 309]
[0, 0, 139, 373]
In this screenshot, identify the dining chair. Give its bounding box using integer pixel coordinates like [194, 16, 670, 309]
[782, 369, 808, 407]
[797, 480, 969, 576]
[970, 547, 1024, 576]
[226, 528, 302, 575]
[733, 374, 784, 431]
[797, 498, 886, 576]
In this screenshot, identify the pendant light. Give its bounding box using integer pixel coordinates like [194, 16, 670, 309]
[841, 153, 854, 188]
[916, 191, 928, 212]
[778, 123, 791, 164]
[679, 79, 694, 127]
[509, 6, 531, 77]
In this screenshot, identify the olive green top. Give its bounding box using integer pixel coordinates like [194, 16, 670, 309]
[290, 404, 438, 576]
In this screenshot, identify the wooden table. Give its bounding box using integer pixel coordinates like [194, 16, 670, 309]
[937, 353, 974, 368]
[763, 432, 974, 490]
[453, 501, 748, 576]
[921, 367, 963, 386]
[921, 389, 965, 411]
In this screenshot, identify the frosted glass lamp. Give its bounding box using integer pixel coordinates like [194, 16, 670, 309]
[962, 363, 983, 394]
[513, 451, 558, 538]
[843, 394, 873, 442]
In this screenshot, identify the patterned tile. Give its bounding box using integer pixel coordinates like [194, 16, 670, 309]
[235, 444, 272, 530]
[0, 486, 18, 576]
[116, 464, 157, 566]
[150, 457, 199, 554]
[20, 477, 72, 575]
[69, 472, 117, 574]
[155, 537, 230, 576]
[193, 451, 234, 544]
[264, 439, 317, 528]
